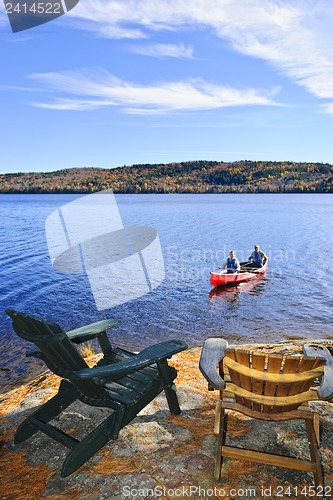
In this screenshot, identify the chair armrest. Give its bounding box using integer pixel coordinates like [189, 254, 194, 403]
[74, 339, 188, 382]
[66, 319, 118, 343]
[199, 338, 228, 389]
[302, 344, 333, 400]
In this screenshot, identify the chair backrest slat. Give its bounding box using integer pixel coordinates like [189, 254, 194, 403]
[251, 352, 266, 412]
[272, 356, 302, 413]
[224, 350, 243, 406]
[261, 354, 282, 413]
[234, 350, 252, 409]
[289, 357, 325, 404]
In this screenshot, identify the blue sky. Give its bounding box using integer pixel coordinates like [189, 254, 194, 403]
[1, 0, 333, 173]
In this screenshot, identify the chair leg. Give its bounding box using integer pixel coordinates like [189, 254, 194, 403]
[157, 359, 181, 415]
[214, 399, 222, 435]
[14, 380, 77, 445]
[313, 412, 320, 446]
[62, 412, 118, 477]
[306, 416, 323, 489]
[215, 408, 227, 481]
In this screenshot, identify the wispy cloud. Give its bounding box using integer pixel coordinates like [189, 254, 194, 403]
[68, 1, 333, 105]
[32, 98, 113, 111]
[29, 68, 280, 113]
[322, 103, 333, 116]
[0, 84, 40, 92]
[131, 43, 193, 59]
[8, 36, 35, 42]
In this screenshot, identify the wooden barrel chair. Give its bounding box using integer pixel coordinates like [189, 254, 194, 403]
[200, 338, 333, 489]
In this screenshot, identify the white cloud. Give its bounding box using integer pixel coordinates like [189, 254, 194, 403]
[30, 69, 280, 113]
[67, 0, 333, 103]
[4, 1, 333, 109]
[131, 43, 193, 59]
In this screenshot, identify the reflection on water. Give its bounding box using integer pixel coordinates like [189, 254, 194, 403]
[209, 276, 268, 302]
[209, 285, 241, 304]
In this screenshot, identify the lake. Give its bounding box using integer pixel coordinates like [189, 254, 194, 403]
[1, 193, 333, 387]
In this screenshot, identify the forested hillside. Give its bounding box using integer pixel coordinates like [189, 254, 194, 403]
[1, 160, 333, 193]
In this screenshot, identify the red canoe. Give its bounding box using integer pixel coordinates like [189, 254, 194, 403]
[210, 259, 268, 287]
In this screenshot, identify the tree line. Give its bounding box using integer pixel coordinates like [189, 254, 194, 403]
[1, 161, 333, 194]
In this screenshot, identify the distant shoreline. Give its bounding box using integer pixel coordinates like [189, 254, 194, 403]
[1, 160, 333, 194]
[2, 191, 333, 195]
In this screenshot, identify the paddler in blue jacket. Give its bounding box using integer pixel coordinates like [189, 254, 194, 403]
[248, 244, 267, 267]
[220, 250, 240, 274]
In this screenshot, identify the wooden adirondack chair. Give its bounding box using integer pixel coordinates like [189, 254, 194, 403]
[6, 309, 187, 477]
[199, 338, 333, 488]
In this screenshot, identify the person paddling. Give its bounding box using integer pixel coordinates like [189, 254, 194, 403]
[248, 244, 267, 268]
[220, 250, 240, 274]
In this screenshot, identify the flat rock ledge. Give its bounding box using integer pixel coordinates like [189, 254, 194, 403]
[1, 341, 333, 500]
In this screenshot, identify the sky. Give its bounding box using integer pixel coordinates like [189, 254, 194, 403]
[1, 0, 333, 173]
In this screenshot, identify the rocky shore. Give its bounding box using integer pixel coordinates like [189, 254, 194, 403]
[1, 340, 333, 499]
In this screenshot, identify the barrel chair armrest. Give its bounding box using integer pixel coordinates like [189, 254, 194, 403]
[199, 338, 228, 389]
[303, 344, 333, 401]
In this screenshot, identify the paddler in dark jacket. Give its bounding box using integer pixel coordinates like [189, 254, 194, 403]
[248, 244, 267, 267]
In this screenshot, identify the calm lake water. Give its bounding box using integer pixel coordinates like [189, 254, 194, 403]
[1, 193, 333, 387]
